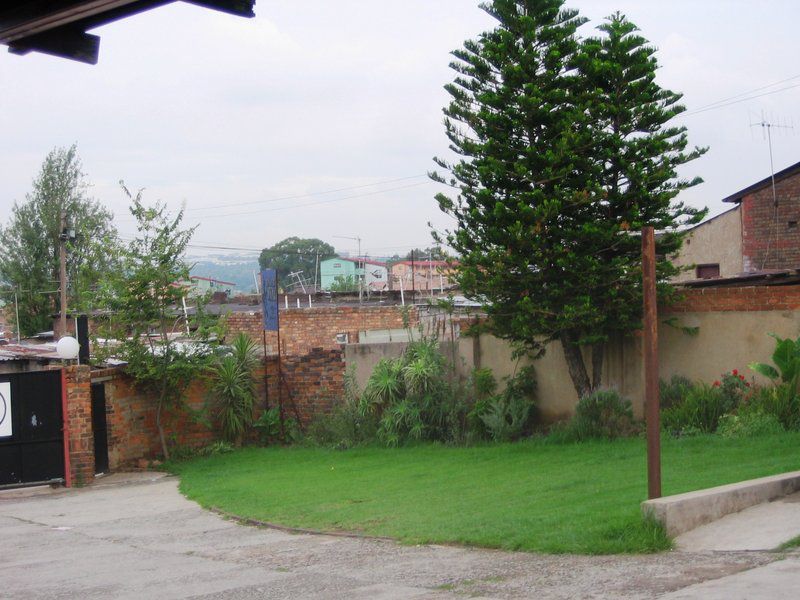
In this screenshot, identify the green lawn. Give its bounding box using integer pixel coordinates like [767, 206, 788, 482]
[170, 433, 800, 554]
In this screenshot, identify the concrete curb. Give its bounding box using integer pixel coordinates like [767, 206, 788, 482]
[642, 471, 800, 537]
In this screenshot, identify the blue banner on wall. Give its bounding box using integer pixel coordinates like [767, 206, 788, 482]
[261, 269, 279, 331]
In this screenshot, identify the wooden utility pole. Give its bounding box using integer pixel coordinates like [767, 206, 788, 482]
[58, 210, 68, 339]
[642, 226, 661, 499]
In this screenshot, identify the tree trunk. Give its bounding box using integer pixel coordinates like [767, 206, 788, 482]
[591, 341, 605, 391]
[155, 398, 170, 461]
[560, 330, 591, 399]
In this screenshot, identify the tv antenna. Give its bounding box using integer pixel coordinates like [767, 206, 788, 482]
[287, 270, 309, 294]
[750, 111, 794, 269]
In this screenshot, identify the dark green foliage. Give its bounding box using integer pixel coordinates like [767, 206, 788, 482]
[308, 367, 378, 449]
[208, 333, 258, 444]
[661, 384, 737, 434]
[371, 338, 459, 446]
[431, 1, 705, 397]
[742, 383, 800, 431]
[478, 394, 533, 442]
[471, 367, 498, 399]
[659, 375, 693, 411]
[254, 407, 282, 443]
[313, 345, 537, 448]
[745, 334, 800, 430]
[471, 366, 537, 442]
[0, 145, 119, 335]
[255, 408, 302, 445]
[750, 334, 800, 383]
[553, 389, 639, 442]
[258, 237, 334, 290]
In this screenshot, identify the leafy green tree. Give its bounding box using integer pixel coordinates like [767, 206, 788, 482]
[96, 185, 214, 460]
[258, 237, 335, 290]
[0, 145, 118, 335]
[431, 1, 705, 397]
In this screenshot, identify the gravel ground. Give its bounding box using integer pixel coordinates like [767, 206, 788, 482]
[0, 474, 783, 599]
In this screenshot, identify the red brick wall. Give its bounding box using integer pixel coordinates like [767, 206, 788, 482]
[93, 346, 345, 466]
[63, 365, 94, 486]
[93, 368, 215, 468]
[224, 305, 414, 355]
[666, 285, 800, 312]
[278, 349, 345, 424]
[741, 171, 800, 271]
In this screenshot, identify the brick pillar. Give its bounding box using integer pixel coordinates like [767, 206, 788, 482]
[63, 365, 94, 487]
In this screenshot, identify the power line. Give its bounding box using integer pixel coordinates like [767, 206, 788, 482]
[185, 174, 428, 211]
[685, 73, 800, 114]
[196, 181, 434, 219]
[680, 80, 800, 117]
[116, 237, 444, 258]
[113, 179, 435, 224]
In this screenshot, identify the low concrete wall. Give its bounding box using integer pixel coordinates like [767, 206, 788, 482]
[642, 471, 800, 536]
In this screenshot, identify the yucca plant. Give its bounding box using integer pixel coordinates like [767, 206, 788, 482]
[209, 333, 258, 444]
[361, 358, 404, 415]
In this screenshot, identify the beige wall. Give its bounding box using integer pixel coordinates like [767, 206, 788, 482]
[345, 307, 800, 423]
[673, 206, 743, 282]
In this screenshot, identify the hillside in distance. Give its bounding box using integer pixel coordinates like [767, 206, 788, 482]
[188, 253, 260, 294]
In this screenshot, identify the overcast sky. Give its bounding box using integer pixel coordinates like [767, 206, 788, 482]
[1, 0, 798, 259]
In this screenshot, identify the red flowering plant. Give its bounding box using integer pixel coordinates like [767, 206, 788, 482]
[715, 369, 752, 407]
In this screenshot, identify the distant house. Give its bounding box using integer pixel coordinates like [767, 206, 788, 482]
[389, 260, 456, 292]
[320, 257, 388, 291]
[673, 160, 800, 281]
[182, 276, 236, 298]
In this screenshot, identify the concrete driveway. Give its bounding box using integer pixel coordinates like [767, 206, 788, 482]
[1, 473, 798, 599]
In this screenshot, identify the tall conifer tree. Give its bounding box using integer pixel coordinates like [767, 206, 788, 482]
[432, 2, 705, 397]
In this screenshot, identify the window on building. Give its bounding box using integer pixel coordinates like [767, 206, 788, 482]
[696, 264, 720, 279]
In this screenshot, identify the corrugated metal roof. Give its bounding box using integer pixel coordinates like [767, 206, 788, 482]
[0, 343, 60, 361]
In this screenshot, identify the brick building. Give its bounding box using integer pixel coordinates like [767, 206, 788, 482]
[674, 160, 800, 281]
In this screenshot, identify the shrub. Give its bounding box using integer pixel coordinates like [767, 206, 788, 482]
[476, 366, 537, 442]
[741, 382, 800, 431]
[365, 337, 460, 446]
[717, 369, 751, 406]
[479, 394, 533, 442]
[471, 367, 498, 399]
[659, 375, 693, 411]
[254, 407, 303, 445]
[551, 389, 638, 442]
[718, 412, 784, 438]
[661, 383, 735, 434]
[571, 389, 638, 440]
[307, 367, 378, 449]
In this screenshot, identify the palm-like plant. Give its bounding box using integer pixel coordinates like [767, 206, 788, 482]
[361, 359, 403, 414]
[210, 333, 258, 444]
[750, 334, 800, 383]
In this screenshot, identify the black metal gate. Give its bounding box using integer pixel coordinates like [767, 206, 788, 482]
[0, 370, 64, 486]
[91, 383, 109, 474]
